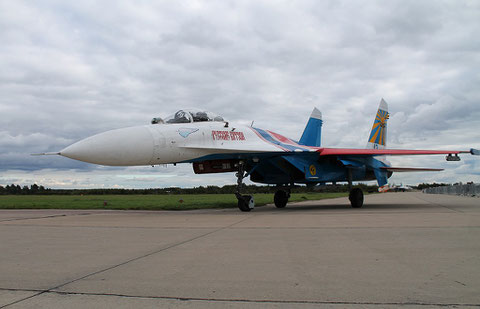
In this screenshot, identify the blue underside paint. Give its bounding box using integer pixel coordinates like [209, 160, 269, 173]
[180, 151, 391, 186]
[364, 156, 389, 187]
[299, 117, 323, 147]
[373, 168, 388, 187]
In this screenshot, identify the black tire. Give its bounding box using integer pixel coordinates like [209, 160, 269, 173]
[274, 190, 289, 208]
[349, 188, 364, 208]
[238, 195, 252, 212]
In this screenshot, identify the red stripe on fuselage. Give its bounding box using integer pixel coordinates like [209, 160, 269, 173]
[267, 130, 317, 150]
[249, 128, 289, 151]
[266, 130, 297, 145]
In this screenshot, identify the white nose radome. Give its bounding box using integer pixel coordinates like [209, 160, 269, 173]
[60, 126, 155, 166]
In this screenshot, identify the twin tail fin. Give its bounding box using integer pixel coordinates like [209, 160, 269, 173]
[299, 107, 323, 147]
[366, 99, 389, 149]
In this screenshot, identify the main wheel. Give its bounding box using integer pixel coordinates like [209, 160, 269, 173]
[238, 195, 252, 212]
[349, 188, 364, 208]
[274, 190, 289, 208]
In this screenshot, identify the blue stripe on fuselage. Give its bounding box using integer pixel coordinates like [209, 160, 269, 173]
[252, 127, 310, 152]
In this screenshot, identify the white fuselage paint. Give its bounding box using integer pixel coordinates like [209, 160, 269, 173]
[60, 122, 281, 166]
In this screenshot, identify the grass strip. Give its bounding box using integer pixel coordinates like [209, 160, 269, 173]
[0, 193, 348, 211]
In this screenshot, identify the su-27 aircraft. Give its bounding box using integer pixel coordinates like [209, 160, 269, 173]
[38, 99, 479, 211]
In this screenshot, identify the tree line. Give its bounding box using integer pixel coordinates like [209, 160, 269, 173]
[2, 182, 463, 196]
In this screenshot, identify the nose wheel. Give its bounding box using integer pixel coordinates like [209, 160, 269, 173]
[235, 162, 254, 212]
[237, 195, 254, 212]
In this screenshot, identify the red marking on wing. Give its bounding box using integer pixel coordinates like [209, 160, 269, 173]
[316, 148, 469, 156]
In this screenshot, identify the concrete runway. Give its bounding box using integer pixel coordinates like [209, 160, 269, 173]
[0, 192, 479, 308]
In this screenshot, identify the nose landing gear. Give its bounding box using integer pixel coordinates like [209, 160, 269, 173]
[235, 162, 254, 212]
[237, 195, 254, 212]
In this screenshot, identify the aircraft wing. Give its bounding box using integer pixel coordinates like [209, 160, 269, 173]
[316, 148, 477, 156]
[182, 144, 478, 158]
[313, 147, 478, 189]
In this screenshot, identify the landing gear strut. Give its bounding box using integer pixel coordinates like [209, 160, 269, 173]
[235, 162, 254, 212]
[347, 169, 364, 208]
[274, 189, 290, 208]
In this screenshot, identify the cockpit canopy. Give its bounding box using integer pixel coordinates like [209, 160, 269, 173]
[152, 109, 225, 124]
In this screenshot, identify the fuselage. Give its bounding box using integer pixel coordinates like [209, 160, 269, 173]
[60, 121, 384, 186]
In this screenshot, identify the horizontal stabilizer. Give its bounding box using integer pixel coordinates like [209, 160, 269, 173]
[381, 167, 444, 172]
[471, 148, 480, 155]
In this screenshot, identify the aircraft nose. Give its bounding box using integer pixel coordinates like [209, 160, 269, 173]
[60, 126, 155, 166]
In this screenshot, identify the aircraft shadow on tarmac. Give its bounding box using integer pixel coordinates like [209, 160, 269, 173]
[252, 202, 438, 212]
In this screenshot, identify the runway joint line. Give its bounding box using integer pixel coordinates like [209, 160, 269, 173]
[1, 287, 479, 308]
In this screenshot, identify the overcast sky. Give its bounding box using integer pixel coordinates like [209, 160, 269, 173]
[1, 0, 479, 189]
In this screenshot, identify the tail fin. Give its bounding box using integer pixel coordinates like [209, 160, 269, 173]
[299, 107, 322, 147]
[366, 99, 389, 149]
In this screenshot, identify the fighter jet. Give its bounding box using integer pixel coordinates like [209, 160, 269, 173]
[37, 99, 479, 211]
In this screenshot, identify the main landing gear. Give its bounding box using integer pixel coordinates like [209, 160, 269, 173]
[235, 162, 254, 212]
[347, 169, 363, 208]
[274, 189, 290, 208]
[349, 188, 363, 208]
[235, 162, 292, 211]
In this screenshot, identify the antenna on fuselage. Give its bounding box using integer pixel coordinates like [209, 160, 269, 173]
[250, 120, 254, 127]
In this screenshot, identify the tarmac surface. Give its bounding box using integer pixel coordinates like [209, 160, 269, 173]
[0, 192, 479, 308]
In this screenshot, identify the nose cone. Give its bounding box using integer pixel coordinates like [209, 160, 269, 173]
[61, 126, 155, 166]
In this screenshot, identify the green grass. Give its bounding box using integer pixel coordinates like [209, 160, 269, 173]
[0, 192, 348, 211]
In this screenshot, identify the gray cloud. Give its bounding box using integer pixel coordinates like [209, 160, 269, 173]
[1, 0, 479, 188]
